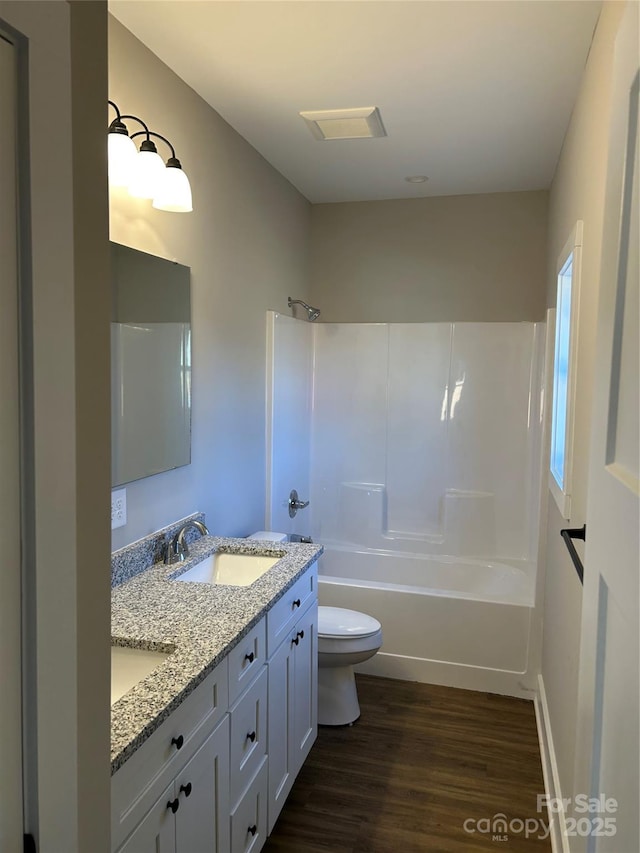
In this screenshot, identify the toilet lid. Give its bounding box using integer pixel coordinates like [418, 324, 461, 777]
[318, 606, 381, 639]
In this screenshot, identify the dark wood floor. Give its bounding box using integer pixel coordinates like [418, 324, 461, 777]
[263, 675, 551, 853]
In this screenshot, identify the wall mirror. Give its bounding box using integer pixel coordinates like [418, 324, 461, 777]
[111, 242, 191, 486]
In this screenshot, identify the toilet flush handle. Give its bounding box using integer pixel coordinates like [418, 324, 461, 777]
[288, 489, 309, 518]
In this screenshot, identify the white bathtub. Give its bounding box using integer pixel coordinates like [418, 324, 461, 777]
[317, 546, 536, 698]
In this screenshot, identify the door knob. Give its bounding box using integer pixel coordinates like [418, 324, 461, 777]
[288, 489, 309, 518]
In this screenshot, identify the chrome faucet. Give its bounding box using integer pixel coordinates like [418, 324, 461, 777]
[164, 519, 210, 565]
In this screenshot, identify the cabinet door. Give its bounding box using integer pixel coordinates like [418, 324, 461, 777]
[175, 717, 230, 853]
[267, 633, 295, 833]
[292, 602, 317, 774]
[112, 658, 229, 851]
[116, 782, 176, 853]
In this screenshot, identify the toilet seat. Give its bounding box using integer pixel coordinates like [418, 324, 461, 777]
[318, 606, 381, 640]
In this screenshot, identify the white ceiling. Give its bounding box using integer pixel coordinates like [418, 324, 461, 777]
[109, 0, 602, 204]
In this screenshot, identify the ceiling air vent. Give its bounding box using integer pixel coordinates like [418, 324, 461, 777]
[299, 107, 386, 141]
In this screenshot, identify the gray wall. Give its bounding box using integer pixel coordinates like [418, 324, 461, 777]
[540, 0, 623, 813]
[109, 16, 550, 548]
[310, 191, 548, 323]
[109, 16, 311, 548]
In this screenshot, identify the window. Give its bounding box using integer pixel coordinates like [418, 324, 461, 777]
[549, 221, 583, 519]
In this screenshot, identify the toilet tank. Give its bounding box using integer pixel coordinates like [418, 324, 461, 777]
[247, 531, 288, 543]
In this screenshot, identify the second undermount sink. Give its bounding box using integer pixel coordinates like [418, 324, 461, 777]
[111, 645, 171, 705]
[174, 552, 281, 587]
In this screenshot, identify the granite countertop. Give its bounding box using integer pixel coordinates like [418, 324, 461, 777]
[110, 536, 323, 775]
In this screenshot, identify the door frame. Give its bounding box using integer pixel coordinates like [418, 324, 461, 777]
[0, 3, 112, 850]
[0, 26, 25, 852]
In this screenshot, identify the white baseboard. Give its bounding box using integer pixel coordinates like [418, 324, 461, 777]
[356, 651, 537, 699]
[534, 674, 570, 853]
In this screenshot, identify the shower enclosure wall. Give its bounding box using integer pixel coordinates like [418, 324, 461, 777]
[266, 313, 546, 696]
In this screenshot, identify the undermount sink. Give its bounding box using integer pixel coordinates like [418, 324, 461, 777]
[111, 645, 171, 705]
[174, 552, 281, 587]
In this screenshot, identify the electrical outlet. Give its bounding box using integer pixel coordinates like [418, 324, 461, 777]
[111, 488, 127, 529]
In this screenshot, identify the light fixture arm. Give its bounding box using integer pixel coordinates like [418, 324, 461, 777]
[131, 130, 179, 164]
[117, 114, 152, 141]
[108, 99, 136, 138]
[108, 102, 154, 148]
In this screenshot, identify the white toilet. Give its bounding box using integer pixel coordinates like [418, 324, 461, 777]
[246, 533, 383, 726]
[317, 605, 383, 726]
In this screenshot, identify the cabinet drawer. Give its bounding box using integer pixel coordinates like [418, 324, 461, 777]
[230, 757, 268, 853]
[228, 617, 266, 705]
[112, 657, 229, 850]
[266, 566, 317, 656]
[229, 666, 268, 808]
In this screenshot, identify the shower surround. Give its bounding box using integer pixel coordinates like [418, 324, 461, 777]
[267, 314, 546, 695]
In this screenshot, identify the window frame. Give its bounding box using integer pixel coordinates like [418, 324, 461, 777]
[549, 220, 583, 519]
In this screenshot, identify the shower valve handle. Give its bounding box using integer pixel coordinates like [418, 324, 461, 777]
[288, 489, 309, 518]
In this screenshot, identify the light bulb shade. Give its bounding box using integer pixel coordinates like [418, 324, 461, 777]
[108, 131, 137, 187]
[152, 165, 193, 213]
[128, 149, 166, 199]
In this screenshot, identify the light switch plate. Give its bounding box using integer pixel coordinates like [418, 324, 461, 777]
[111, 488, 127, 529]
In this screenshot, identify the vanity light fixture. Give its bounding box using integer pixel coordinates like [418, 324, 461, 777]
[108, 100, 193, 212]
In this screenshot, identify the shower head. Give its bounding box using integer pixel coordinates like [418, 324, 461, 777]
[287, 297, 321, 322]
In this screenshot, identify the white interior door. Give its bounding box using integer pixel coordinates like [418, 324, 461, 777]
[0, 30, 24, 852]
[574, 4, 639, 852]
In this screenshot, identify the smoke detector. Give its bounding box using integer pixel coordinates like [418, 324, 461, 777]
[299, 107, 387, 141]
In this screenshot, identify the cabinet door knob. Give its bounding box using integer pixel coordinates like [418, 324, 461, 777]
[244, 651, 255, 663]
[292, 635, 299, 646]
[248, 825, 257, 836]
[246, 730, 256, 743]
[171, 735, 184, 750]
[179, 782, 192, 798]
[297, 630, 305, 641]
[292, 598, 301, 608]
[167, 798, 180, 814]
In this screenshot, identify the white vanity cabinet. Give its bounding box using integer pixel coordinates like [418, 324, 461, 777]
[112, 563, 319, 853]
[266, 568, 318, 833]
